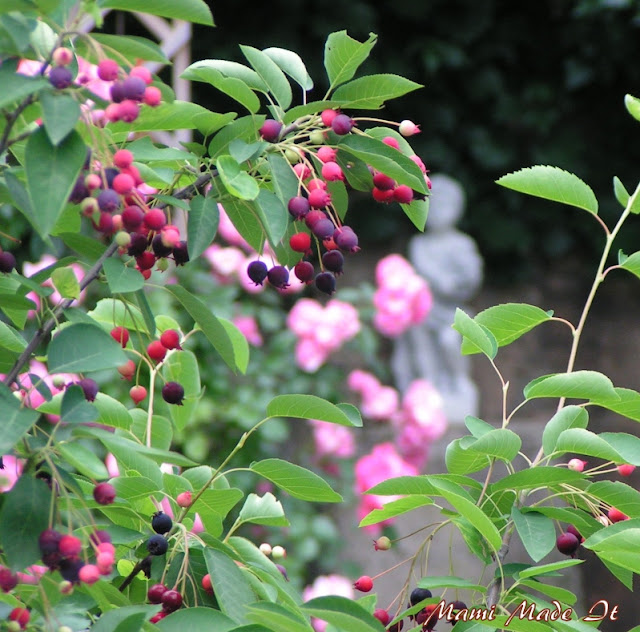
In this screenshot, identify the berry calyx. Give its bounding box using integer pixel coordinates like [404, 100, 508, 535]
[160, 329, 182, 350]
[556, 532, 580, 557]
[93, 482, 116, 505]
[162, 381, 185, 405]
[247, 260, 269, 286]
[353, 575, 373, 592]
[267, 266, 290, 289]
[176, 491, 192, 507]
[148, 583, 168, 604]
[161, 589, 183, 612]
[110, 326, 129, 347]
[130, 385, 147, 404]
[151, 511, 173, 534]
[146, 534, 168, 556]
[259, 119, 283, 143]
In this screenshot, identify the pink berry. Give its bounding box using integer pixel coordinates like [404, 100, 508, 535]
[129, 66, 153, 85]
[293, 163, 311, 180]
[143, 86, 162, 106]
[85, 173, 102, 191]
[373, 172, 395, 191]
[130, 385, 147, 404]
[372, 187, 394, 202]
[321, 161, 344, 181]
[393, 185, 414, 204]
[96, 542, 115, 556]
[93, 482, 116, 505]
[399, 119, 420, 136]
[307, 178, 327, 192]
[79, 564, 100, 585]
[176, 491, 192, 508]
[321, 109, 339, 127]
[373, 609, 390, 625]
[160, 329, 181, 350]
[144, 208, 167, 231]
[58, 535, 83, 557]
[118, 100, 140, 123]
[259, 119, 283, 143]
[308, 188, 331, 209]
[410, 154, 427, 173]
[52, 47, 73, 66]
[104, 103, 121, 123]
[618, 464, 636, 476]
[202, 573, 214, 594]
[353, 575, 373, 592]
[113, 149, 134, 168]
[382, 136, 400, 149]
[568, 458, 587, 472]
[161, 226, 181, 248]
[112, 173, 135, 195]
[317, 146, 337, 163]
[97, 59, 119, 81]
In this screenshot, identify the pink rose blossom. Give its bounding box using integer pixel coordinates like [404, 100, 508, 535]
[303, 574, 355, 632]
[361, 385, 399, 421]
[346, 370, 381, 397]
[105, 454, 120, 478]
[204, 244, 247, 283]
[0, 455, 23, 493]
[217, 204, 252, 251]
[309, 420, 355, 460]
[233, 315, 263, 347]
[23, 255, 86, 309]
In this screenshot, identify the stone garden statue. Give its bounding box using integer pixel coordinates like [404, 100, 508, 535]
[391, 174, 484, 423]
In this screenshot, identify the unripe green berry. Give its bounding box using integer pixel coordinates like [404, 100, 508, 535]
[115, 231, 132, 247]
[308, 130, 326, 145]
[284, 148, 301, 164]
[271, 545, 286, 559]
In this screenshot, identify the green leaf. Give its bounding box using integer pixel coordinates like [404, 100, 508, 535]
[221, 197, 265, 252]
[101, 0, 213, 24]
[208, 116, 263, 159]
[240, 45, 292, 110]
[181, 60, 266, 91]
[554, 428, 625, 462]
[445, 438, 491, 475]
[337, 134, 427, 194]
[417, 575, 486, 592]
[0, 476, 51, 570]
[162, 350, 201, 431]
[88, 33, 169, 63]
[359, 496, 433, 527]
[25, 128, 86, 239]
[238, 492, 289, 527]
[517, 579, 577, 605]
[165, 285, 249, 374]
[262, 47, 313, 91]
[366, 474, 483, 496]
[217, 155, 260, 200]
[229, 139, 267, 163]
[0, 61, 48, 110]
[59, 443, 109, 480]
[188, 195, 219, 259]
[584, 526, 640, 574]
[256, 189, 289, 247]
[467, 429, 522, 462]
[156, 608, 236, 632]
[592, 386, 640, 421]
[51, 265, 80, 299]
[618, 250, 640, 282]
[0, 320, 26, 352]
[0, 385, 39, 453]
[266, 394, 362, 427]
[102, 258, 145, 294]
[496, 165, 598, 214]
[586, 480, 640, 517]
[302, 595, 382, 632]
[192, 488, 244, 522]
[59, 232, 107, 260]
[625, 93, 640, 123]
[327, 180, 348, 220]
[246, 602, 314, 632]
[40, 91, 80, 145]
[60, 385, 99, 424]
[181, 64, 260, 113]
[204, 547, 256, 623]
[465, 416, 494, 438]
[48, 323, 128, 373]
[453, 308, 497, 360]
[613, 176, 630, 207]
[88, 298, 148, 333]
[250, 459, 342, 502]
[324, 31, 378, 91]
[516, 559, 584, 580]
[542, 406, 589, 456]
[89, 606, 152, 632]
[524, 371, 618, 401]
[430, 479, 502, 551]
[332, 73, 422, 109]
[491, 467, 585, 493]
[512, 508, 556, 562]
[461, 304, 553, 355]
[401, 197, 429, 231]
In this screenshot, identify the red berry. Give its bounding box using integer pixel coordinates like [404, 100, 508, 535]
[373, 172, 395, 190]
[162, 381, 185, 405]
[110, 326, 129, 347]
[144, 209, 167, 231]
[259, 119, 283, 142]
[136, 251, 156, 271]
[308, 188, 331, 209]
[112, 173, 135, 195]
[373, 609, 390, 625]
[150, 611, 167, 623]
[176, 491, 192, 507]
[130, 385, 147, 404]
[9, 607, 29, 629]
[148, 583, 168, 604]
[78, 564, 100, 585]
[0, 567, 18, 592]
[353, 575, 373, 592]
[147, 340, 167, 362]
[393, 184, 414, 204]
[293, 163, 311, 179]
[556, 532, 580, 557]
[160, 329, 181, 350]
[201, 573, 213, 594]
[58, 535, 82, 557]
[289, 232, 312, 253]
[161, 589, 183, 612]
[93, 482, 116, 505]
[618, 464, 636, 476]
[97, 59, 119, 81]
[608, 507, 629, 523]
[113, 149, 134, 168]
[567, 524, 584, 543]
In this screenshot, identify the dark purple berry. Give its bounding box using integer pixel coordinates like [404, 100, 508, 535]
[267, 265, 289, 289]
[315, 271, 336, 295]
[151, 511, 173, 534]
[93, 482, 116, 505]
[161, 589, 183, 612]
[147, 534, 168, 556]
[259, 119, 283, 142]
[104, 167, 120, 189]
[247, 260, 268, 285]
[567, 524, 583, 542]
[49, 66, 73, 89]
[333, 227, 359, 252]
[410, 587, 432, 606]
[148, 583, 167, 604]
[39, 529, 62, 555]
[127, 233, 149, 257]
[556, 532, 580, 557]
[89, 530, 111, 546]
[97, 188, 121, 213]
[287, 196, 310, 220]
[42, 551, 63, 570]
[0, 567, 18, 592]
[331, 113, 354, 135]
[162, 382, 184, 406]
[69, 176, 90, 204]
[311, 218, 335, 240]
[122, 205, 145, 231]
[122, 76, 146, 101]
[110, 81, 126, 103]
[152, 235, 173, 258]
[322, 250, 344, 275]
[294, 260, 314, 283]
[275, 564, 288, 581]
[59, 557, 84, 583]
[76, 378, 98, 401]
[172, 241, 189, 266]
[0, 252, 16, 274]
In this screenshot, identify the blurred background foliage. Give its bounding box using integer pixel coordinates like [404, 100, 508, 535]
[186, 0, 640, 282]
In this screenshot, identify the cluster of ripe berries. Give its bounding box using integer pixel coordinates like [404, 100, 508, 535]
[110, 326, 186, 406]
[68, 147, 189, 278]
[246, 109, 427, 296]
[353, 580, 466, 631]
[48, 48, 162, 122]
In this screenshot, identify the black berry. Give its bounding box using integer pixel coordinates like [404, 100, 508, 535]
[410, 587, 432, 606]
[49, 66, 73, 89]
[172, 241, 189, 266]
[110, 81, 126, 103]
[322, 250, 344, 275]
[247, 260, 268, 285]
[0, 252, 16, 274]
[69, 176, 90, 204]
[127, 233, 149, 257]
[267, 265, 289, 289]
[162, 382, 184, 406]
[59, 557, 84, 583]
[146, 534, 168, 556]
[315, 271, 336, 295]
[97, 189, 121, 213]
[152, 235, 173, 258]
[39, 529, 62, 555]
[152, 511, 173, 534]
